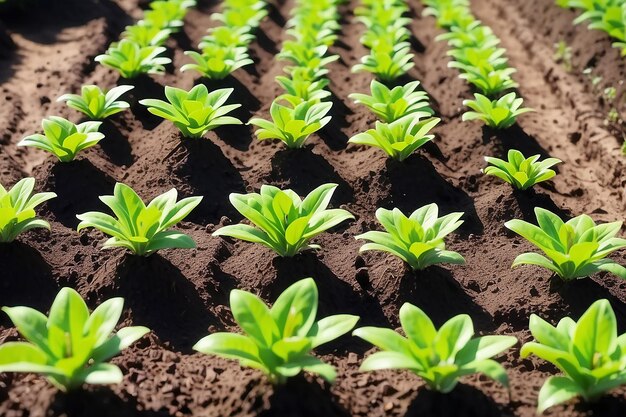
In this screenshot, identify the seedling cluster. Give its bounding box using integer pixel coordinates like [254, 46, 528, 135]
[2, 0, 626, 415]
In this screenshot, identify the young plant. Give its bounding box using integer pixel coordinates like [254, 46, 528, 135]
[213, 184, 353, 257]
[57, 85, 134, 120]
[522, 299, 626, 413]
[483, 149, 561, 190]
[451, 63, 518, 96]
[194, 278, 359, 384]
[122, 24, 172, 47]
[505, 207, 626, 280]
[181, 46, 253, 80]
[356, 204, 465, 270]
[354, 302, 516, 393]
[143, 0, 196, 30]
[0, 178, 56, 243]
[18, 117, 105, 162]
[76, 183, 202, 256]
[348, 115, 440, 162]
[139, 84, 242, 138]
[349, 80, 434, 123]
[248, 100, 332, 149]
[352, 44, 415, 82]
[95, 40, 171, 79]
[275, 75, 330, 106]
[0, 287, 149, 391]
[212, 5, 267, 29]
[463, 93, 533, 129]
[200, 26, 255, 49]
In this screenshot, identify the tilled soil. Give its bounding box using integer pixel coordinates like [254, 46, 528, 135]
[1, 0, 626, 416]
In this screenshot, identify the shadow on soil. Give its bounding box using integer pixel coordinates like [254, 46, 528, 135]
[41, 159, 116, 228]
[49, 388, 173, 417]
[405, 384, 506, 417]
[0, 242, 57, 320]
[381, 155, 484, 236]
[270, 148, 354, 205]
[107, 254, 217, 352]
[98, 120, 134, 167]
[172, 139, 246, 225]
[259, 375, 350, 417]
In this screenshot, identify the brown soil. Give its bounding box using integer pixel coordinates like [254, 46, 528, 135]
[1, 0, 626, 416]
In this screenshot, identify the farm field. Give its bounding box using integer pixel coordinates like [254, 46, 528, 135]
[1, 0, 626, 416]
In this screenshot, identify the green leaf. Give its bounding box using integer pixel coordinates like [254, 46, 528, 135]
[230, 290, 278, 347]
[310, 315, 359, 348]
[537, 376, 581, 414]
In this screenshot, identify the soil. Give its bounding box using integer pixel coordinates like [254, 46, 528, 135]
[0, 0, 626, 416]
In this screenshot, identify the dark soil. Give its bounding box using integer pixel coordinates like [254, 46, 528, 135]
[1, 0, 626, 416]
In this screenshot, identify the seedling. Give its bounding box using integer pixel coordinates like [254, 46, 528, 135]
[483, 149, 561, 190]
[522, 299, 626, 413]
[213, 183, 353, 257]
[348, 115, 440, 161]
[139, 85, 242, 138]
[122, 24, 172, 47]
[77, 183, 202, 256]
[194, 278, 359, 384]
[349, 80, 434, 123]
[212, 5, 267, 29]
[143, 0, 196, 30]
[553, 40, 573, 72]
[453, 63, 518, 96]
[275, 75, 330, 106]
[18, 117, 105, 162]
[355, 302, 516, 392]
[200, 26, 255, 49]
[58, 85, 134, 120]
[0, 178, 56, 243]
[95, 40, 171, 79]
[463, 93, 533, 129]
[356, 204, 465, 270]
[352, 44, 415, 82]
[181, 47, 253, 80]
[248, 100, 332, 149]
[0, 287, 149, 391]
[505, 208, 626, 280]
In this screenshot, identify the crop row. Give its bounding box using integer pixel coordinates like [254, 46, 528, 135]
[2, 0, 626, 414]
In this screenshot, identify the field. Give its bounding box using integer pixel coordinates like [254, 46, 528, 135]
[1, 0, 626, 416]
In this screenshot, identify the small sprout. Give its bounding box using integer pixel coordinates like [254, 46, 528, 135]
[248, 100, 332, 149]
[349, 80, 434, 123]
[143, 0, 196, 30]
[355, 302, 516, 393]
[275, 75, 330, 106]
[278, 43, 339, 69]
[122, 24, 172, 47]
[95, 40, 171, 79]
[505, 207, 626, 281]
[212, 6, 267, 29]
[181, 47, 253, 80]
[76, 183, 202, 256]
[213, 183, 353, 257]
[0, 178, 56, 243]
[57, 85, 134, 120]
[200, 26, 255, 48]
[18, 117, 105, 162]
[139, 84, 242, 139]
[194, 278, 359, 384]
[462, 92, 533, 129]
[348, 115, 440, 161]
[356, 204, 465, 270]
[483, 149, 562, 190]
[352, 43, 415, 82]
[553, 40, 573, 72]
[0, 287, 149, 391]
[522, 299, 626, 413]
[453, 63, 518, 96]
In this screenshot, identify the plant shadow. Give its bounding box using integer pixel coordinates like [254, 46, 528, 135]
[270, 148, 354, 206]
[120, 76, 167, 130]
[318, 91, 352, 151]
[405, 384, 506, 417]
[39, 158, 116, 228]
[171, 139, 246, 225]
[48, 387, 173, 417]
[0, 242, 57, 323]
[271, 253, 389, 354]
[98, 120, 134, 167]
[95, 254, 217, 352]
[258, 375, 350, 417]
[382, 155, 483, 236]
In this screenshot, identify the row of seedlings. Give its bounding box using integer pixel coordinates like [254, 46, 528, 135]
[247, 0, 343, 149]
[182, 0, 268, 79]
[97, 0, 196, 79]
[422, 0, 532, 129]
[348, 0, 441, 163]
[558, 0, 626, 57]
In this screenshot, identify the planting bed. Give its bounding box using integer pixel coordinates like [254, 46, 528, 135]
[1, 0, 626, 416]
